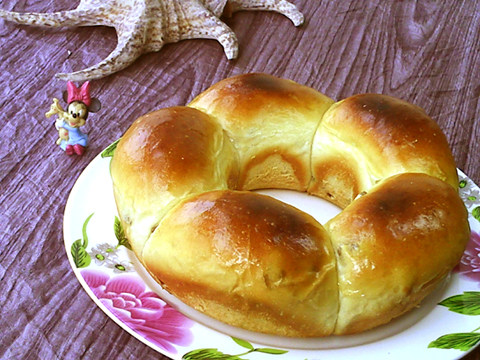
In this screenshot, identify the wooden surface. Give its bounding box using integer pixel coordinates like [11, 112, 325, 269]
[0, 0, 479, 359]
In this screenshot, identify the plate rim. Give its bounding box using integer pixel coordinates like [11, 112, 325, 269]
[63, 151, 480, 360]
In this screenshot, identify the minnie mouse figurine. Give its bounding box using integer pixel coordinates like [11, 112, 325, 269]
[46, 81, 101, 156]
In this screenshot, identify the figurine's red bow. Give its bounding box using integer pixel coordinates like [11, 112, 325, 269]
[67, 81, 91, 107]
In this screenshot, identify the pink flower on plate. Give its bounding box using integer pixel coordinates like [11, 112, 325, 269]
[81, 269, 194, 354]
[455, 231, 480, 283]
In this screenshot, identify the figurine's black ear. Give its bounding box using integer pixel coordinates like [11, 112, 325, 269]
[89, 98, 102, 113]
[62, 90, 69, 103]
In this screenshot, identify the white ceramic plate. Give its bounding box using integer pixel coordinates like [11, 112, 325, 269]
[64, 150, 480, 360]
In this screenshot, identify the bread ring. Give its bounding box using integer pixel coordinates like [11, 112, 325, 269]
[110, 73, 470, 337]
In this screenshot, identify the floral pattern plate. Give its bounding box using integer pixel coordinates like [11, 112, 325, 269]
[64, 148, 480, 360]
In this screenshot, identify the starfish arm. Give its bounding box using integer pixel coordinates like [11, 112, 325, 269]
[56, 5, 149, 81]
[200, 0, 228, 18]
[169, 1, 238, 59]
[227, 0, 304, 26]
[0, 8, 111, 27]
[185, 15, 238, 59]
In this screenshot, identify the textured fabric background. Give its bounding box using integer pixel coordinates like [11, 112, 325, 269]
[0, 1, 479, 359]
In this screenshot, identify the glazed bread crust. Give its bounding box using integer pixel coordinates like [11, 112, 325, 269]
[110, 73, 470, 337]
[309, 93, 459, 208]
[327, 173, 469, 334]
[143, 190, 338, 337]
[189, 73, 334, 191]
[110, 106, 237, 256]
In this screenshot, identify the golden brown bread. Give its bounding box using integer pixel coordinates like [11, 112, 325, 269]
[327, 173, 470, 334]
[110, 106, 237, 255]
[309, 93, 459, 208]
[110, 73, 470, 337]
[189, 73, 334, 191]
[143, 190, 338, 337]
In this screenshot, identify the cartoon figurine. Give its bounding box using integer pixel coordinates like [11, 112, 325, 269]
[46, 81, 101, 155]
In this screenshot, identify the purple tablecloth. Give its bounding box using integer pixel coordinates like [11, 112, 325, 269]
[1, 1, 479, 359]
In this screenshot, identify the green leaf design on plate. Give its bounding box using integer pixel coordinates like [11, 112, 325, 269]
[101, 138, 120, 158]
[472, 206, 480, 222]
[182, 337, 288, 359]
[439, 292, 480, 315]
[114, 216, 131, 250]
[71, 213, 94, 268]
[256, 348, 289, 355]
[182, 348, 245, 360]
[232, 337, 254, 350]
[71, 239, 91, 268]
[459, 179, 468, 188]
[428, 333, 480, 351]
[82, 213, 93, 246]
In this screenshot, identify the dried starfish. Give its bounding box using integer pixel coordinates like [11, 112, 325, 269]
[0, 0, 304, 81]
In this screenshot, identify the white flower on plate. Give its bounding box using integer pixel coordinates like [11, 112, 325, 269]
[459, 177, 480, 209]
[465, 188, 480, 206]
[88, 243, 120, 265]
[104, 257, 134, 273]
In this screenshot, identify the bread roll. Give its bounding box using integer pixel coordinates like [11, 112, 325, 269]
[110, 106, 237, 256]
[327, 173, 469, 334]
[143, 190, 338, 337]
[189, 73, 334, 191]
[110, 73, 470, 337]
[309, 94, 459, 208]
